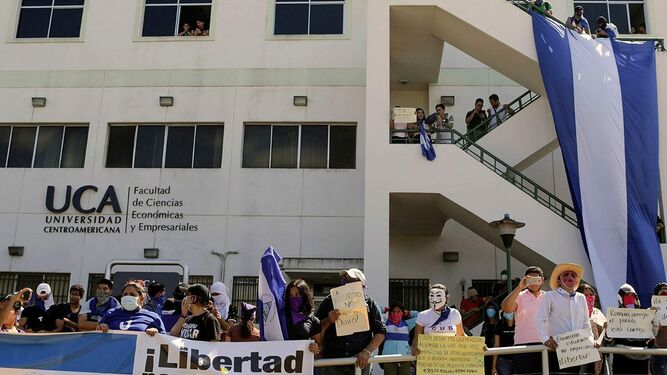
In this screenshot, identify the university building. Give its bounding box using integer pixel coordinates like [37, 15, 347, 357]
[0, 0, 665, 313]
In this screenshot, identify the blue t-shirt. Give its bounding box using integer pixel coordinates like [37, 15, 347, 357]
[99, 308, 166, 333]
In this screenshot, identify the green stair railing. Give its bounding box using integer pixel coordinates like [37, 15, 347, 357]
[508, 0, 665, 51]
[463, 90, 540, 142]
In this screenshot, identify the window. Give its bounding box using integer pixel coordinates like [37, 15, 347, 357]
[16, 0, 84, 38]
[188, 275, 214, 286]
[142, 0, 212, 37]
[242, 124, 355, 169]
[231, 276, 258, 311]
[0, 272, 71, 304]
[106, 124, 223, 168]
[0, 125, 87, 168]
[388, 279, 430, 311]
[574, 1, 646, 34]
[274, 0, 344, 35]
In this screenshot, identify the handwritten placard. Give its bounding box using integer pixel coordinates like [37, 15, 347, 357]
[393, 107, 417, 123]
[652, 296, 667, 326]
[554, 329, 600, 369]
[416, 335, 484, 375]
[330, 281, 369, 336]
[606, 307, 655, 338]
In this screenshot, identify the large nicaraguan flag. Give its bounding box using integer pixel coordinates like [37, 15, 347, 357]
[532, 13, 665, 309]
[258, 246, 289, 341]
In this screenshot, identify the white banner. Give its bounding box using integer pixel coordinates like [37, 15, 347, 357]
[554, 329, 600, 369]
[606, 308, 655, 339]
[652, 296, 667, 326]
[133, 334, 314, 375]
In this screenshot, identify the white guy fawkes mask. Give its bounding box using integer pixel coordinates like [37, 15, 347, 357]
[429, 288, 447, 310]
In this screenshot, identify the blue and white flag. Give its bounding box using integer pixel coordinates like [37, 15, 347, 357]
[258, 246, 288, 341]
[532, 13, 665, 309]
[420, 123, 436, 161]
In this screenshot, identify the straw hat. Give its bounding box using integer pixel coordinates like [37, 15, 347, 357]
[549, 263, 584, 290]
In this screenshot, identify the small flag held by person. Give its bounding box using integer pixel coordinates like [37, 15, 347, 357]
[257, 246, 288, 341]
[420, 123, 436, 161]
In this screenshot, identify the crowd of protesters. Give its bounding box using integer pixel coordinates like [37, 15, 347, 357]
[1, 264, 667, 375]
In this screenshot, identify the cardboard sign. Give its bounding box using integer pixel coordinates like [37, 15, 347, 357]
[554, 329, 601, 369]
[606, 307, 655, 338]
[330, 282, 370, 336]
[416, 335, 484, 375]
[652, 296, 667, 326]
[393, 107, 417, 123]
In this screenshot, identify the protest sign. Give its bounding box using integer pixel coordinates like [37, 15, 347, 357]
[554, 329, 600, 369]
[331, 281, 369, 336]
[393, 107, 417, 123]
[606, 307, 655, 338]
[416, 335, 484, 375]
[652, 296, 667, 325]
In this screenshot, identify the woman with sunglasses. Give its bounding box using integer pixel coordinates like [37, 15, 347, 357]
[0, 287, 31, 333]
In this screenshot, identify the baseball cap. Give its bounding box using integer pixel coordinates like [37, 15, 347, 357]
[187, 284, 211, 303]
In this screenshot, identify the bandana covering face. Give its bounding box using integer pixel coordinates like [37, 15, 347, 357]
[622, 295, 636, 308]
[585, 295, 596, 316]
[96, 291, 111, 307]
[429, 288, 447, 310]
[210, 282, 230, 320]
[388, 312, 403, 325]
[289, 296, 306, 325]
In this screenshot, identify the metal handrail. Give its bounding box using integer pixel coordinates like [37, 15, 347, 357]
[508, 0, 665, 51]
[314, 345, 667, 375]
[463, 90, 540, 142]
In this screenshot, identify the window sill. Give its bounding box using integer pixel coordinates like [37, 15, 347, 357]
[7, 37, 84, 44]
[133, 35, 215, 43]
[266, 33, 351, 41]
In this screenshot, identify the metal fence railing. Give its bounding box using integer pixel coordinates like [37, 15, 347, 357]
[315, 344, 667, 375]
[464, 90, 540, 142]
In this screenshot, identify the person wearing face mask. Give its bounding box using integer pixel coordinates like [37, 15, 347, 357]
[210, 282, 230, 321]
[536, 263, 590, 374]
[18, 282, 55, 332]
[284, 279, 322, 355]
[606, 283, 650, 374]
[171, 284, 222, 342]
[481, 302, 500, 375]
[96, 280, 165, 336]
[651, 282, 667, 374]
[380, 302, 419, 375]
[492, 311, 515, 375]
[461, 287, 485, 329]
[78, 278, 119, 331]
[579, 284, 606, 375]
[144, 282, 166, 316]
[412, 284, 465, 357]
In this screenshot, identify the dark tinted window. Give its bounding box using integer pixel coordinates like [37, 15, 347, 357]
[165, 126, 195, 168]
[143, 0, 212, 37]
[60, 127, 88, 168]
[16, 0, 84, 38]
[106, 126, 135, 168]
[329, 126, 355, 169]
[242, 126, 271, 168]
[134, 126, 165, 168]
[33, 126, 64, 168]
[271, 126, 298, 168]
[193, 125, 223, 168]
[274, 0, 344, 35]
[0, 127, 11, 168]
[300, 125, 328, 168]
[609, 4, 629, 33]
[142, 6, 178, 36]
[7, 127, 37, 168]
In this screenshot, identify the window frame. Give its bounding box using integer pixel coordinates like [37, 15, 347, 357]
[11, 0, 87, 43]
[105, 123, 224, 169]
[241, 123, 356, 170]
[136, 0, 216, 42]
[573, 0, 647, 34]
[266, 0, 350, 40]
[0, 124, 88, 169]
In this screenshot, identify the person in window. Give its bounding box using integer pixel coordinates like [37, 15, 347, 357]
[225, 302, 260, 342]
[48, 284, 84, 332]
[178, 22, 193, 36]
[651, 282, 667, 374]
[18, 283, 55, 332]
[412, 284, 465, 357]
[96, 280, 165, 336]
[78, 278, 118, 331]
[0, 288, 31, 333]
[596, 16, 619, 38]
[530, 0, 553, 16]
[381, 302, 419, 375]
[284, 279, 322, 354]
[606, 283, 650, 374]
[492, 311, 515, 375]
[194, 20, 209, 36]
[566, 6, 591, 35]
[170, 284, 222, 342]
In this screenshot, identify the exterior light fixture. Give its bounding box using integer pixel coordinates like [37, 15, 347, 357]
[489, 213, 525, 293]
[293, 96, 308, 106]
[8, 246, 24, 257]
[440, 96, 455, 106]
[159, 96, 174, 107]
[32, 97, 46, 107]
[143, 248, 159, 259]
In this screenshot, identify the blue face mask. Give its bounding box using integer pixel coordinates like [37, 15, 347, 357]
[155, 295, 167, 305]
[504, 312, 514, 320]
[486, 308, 497, 318]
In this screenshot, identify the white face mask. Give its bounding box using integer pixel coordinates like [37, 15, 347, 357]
[500, 275, 508, 281]
[212, 294, 227, 305]
[429, 288, 447, 310]
[121, 295, 140, 311]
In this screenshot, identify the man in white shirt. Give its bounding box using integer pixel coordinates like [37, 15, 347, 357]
[486, 94, 515, 131]
[536, 263, 591, 374]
